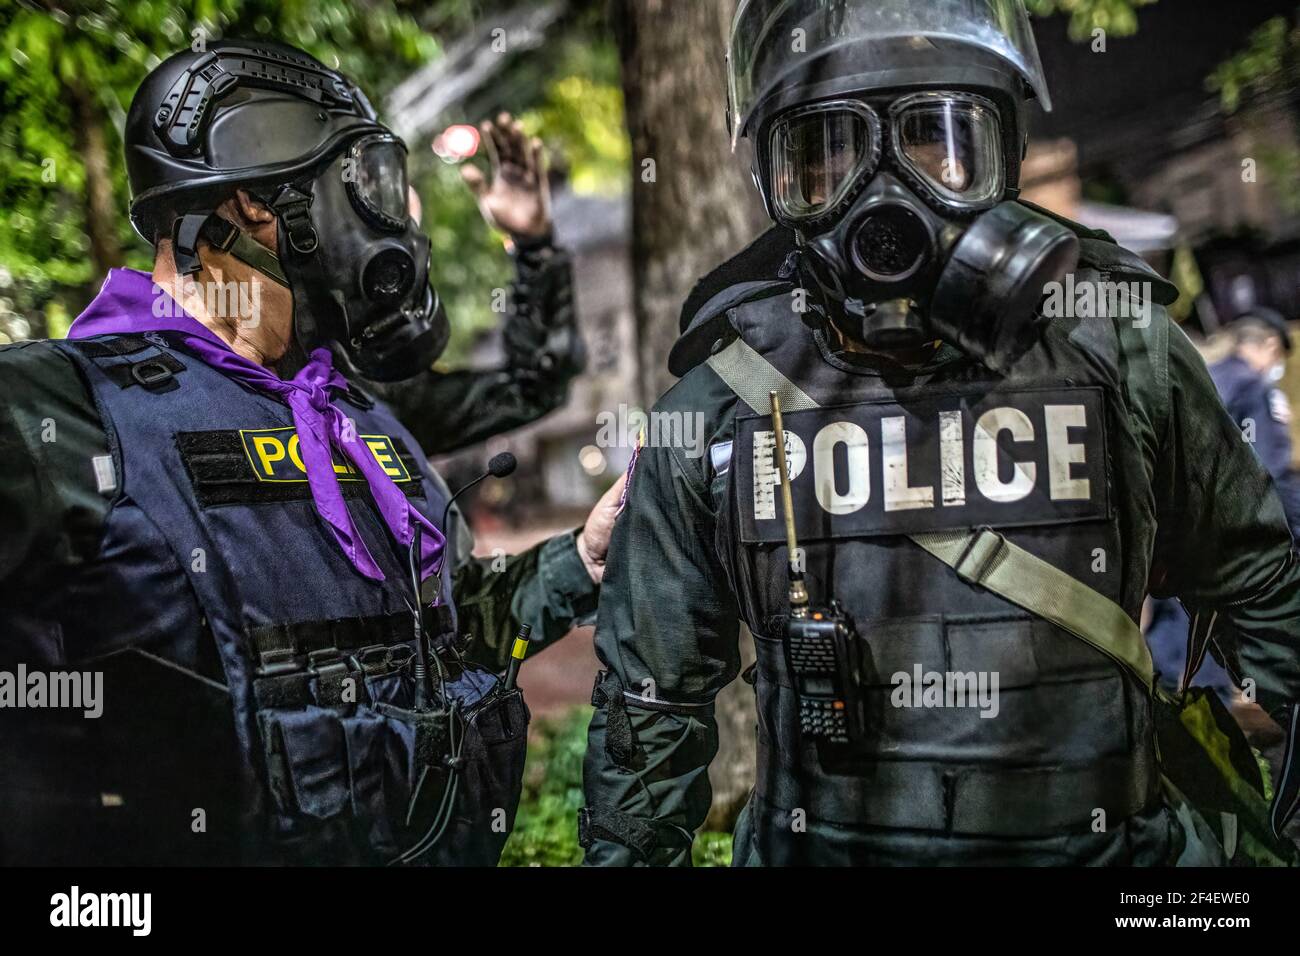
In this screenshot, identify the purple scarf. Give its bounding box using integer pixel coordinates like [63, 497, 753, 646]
[69, 268, 444, 583]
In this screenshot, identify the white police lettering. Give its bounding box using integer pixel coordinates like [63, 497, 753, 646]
[882, 416, 933, 511]
[740, 391, 1105, 542]
[939, 410, 965, 507]
[1044, 405, 1091, 500]
[813, 421, 870, 514]
[753, 428, 806, 520]
[973, 407, 1036, 503]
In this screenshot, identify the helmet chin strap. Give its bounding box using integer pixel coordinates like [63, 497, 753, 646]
[172, 212, 290, 288]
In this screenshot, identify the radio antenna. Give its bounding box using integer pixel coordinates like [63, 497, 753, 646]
[770, 391, 809, 617]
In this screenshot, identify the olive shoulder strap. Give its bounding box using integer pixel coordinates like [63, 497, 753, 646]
[704, 336, 1155, 693]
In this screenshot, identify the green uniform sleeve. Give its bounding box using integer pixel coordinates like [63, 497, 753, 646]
[0, 342, 109, 599]
[581, 367, 742, 866]
[370, 367, 565, 457]
[1152, 320, 1300, 719]
[452, 529, 598, 672]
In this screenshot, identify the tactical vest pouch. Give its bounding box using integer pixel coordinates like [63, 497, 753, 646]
[249, 614, 437, 862]
[254, 640, 530, 865]
[259, 706, 355, 822]
[255, 650, 422, 860]
[417, 684, 530, 867]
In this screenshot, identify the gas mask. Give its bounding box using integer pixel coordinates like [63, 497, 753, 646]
[763, 92, 1078, 371]
[173, 131, 448, 382]
[257, 133, 449, 382]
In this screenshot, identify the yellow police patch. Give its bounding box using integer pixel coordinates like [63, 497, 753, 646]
[239, 426, 412, 483]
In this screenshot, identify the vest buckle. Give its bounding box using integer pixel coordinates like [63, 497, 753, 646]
[306, 647, 347, 678]
[256, 648, 301, 677]
[130, 360, 176, 390]
[952, 527, 1009, 588]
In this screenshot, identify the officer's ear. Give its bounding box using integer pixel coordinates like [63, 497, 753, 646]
[218, 190, 278, 251]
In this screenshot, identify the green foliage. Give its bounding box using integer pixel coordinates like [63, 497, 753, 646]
[519, 39, 628, 197]
[1208, 14, 1299, 113]
[0, 0, 436, 331]
[499, 706, 733, 867]
[692, 831, 734, 867]
[499, 707, 590, 866]
[1208, 13, 1300, 213]
[1024, 0, 1160, 39]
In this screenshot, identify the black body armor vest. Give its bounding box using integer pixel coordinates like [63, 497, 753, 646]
[700, 265, 1178, 864]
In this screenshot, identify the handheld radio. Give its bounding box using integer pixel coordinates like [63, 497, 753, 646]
[769, 392, 866, 749]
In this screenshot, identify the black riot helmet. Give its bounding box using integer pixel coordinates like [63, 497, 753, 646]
[126, 40, 448, 381]
[725, 0, 1079, 372]
[728, 0, 1050, 192]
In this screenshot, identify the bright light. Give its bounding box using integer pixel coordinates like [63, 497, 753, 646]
[433, 124, 481, 162]
[578, 445, 608, 477]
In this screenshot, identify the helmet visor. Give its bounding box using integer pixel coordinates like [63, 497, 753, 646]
[728, 0, 1050, 148]
[348, 134, 410, 231]
[769, 103, 880, 222]
[892, 93, 1004, 208]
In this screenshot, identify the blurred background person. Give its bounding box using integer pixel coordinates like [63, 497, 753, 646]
[1148, 307, 1300, 702]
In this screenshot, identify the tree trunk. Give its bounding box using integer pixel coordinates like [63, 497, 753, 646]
[615, 0, 767, 831]
[616, 0, 767, 402]
[68, 82, 123, 277]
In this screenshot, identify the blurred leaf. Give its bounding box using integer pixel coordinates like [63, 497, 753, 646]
[1025, 0, 1160, 39]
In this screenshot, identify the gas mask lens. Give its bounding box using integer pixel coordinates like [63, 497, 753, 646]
[348, 134, 410, 231]
[892, 93, 1004, 209]
[770, 105, 879, 222]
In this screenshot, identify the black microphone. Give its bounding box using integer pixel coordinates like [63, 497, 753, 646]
[441, 452, 517, 531]
[488, 451, 518, 478]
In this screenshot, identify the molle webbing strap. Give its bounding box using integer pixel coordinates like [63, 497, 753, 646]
[752, 750, 1153, 836]
[66, 335, 152, 358]
[704, 337, 1156, 693]
[100, 352, 185, 392]
[248, 612, 415, 670]
[68, 336, 186, 392]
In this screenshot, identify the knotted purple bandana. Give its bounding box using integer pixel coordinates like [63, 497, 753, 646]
[69, 268, 444, 583]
